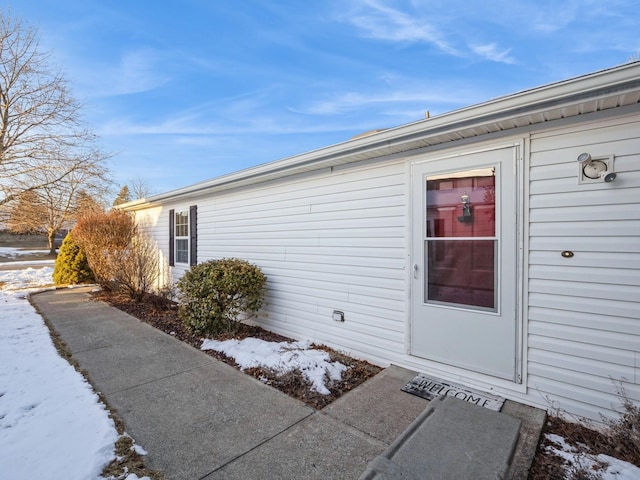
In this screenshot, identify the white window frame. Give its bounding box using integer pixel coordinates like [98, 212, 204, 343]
[174, 210, 189, 264]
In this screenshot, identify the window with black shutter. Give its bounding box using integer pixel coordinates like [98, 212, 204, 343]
[170, 206, 197, 266]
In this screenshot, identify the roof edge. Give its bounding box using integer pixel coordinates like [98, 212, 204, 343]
[125, 61, 640, 208]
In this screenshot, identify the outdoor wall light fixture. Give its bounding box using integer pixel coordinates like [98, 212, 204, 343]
[458, 192, 473, 223]
[577, 152, 617, 183]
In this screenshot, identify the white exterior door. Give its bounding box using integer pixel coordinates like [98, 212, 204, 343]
[411, 145, 519, 381]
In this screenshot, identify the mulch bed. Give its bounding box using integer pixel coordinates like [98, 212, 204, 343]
[91, 290, 382, 410]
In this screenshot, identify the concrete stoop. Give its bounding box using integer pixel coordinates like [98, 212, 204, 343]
[359, 395, 523, 480]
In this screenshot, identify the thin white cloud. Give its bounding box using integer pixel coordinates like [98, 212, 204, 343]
[70, 48, 170, 98]
[340, 0, 459, 55]
[108, 49, 169, 95]
[470, 43, 516, 64]
[336, 1, 522, 63]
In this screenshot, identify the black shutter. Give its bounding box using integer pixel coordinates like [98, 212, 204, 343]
[169, 209, 175, 266]
[189, 205, 197, 266]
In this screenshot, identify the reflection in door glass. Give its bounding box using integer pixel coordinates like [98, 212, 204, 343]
[425, 168, 497, 310]
[426, 168, 495, 238]
[426, 239, 496, 309]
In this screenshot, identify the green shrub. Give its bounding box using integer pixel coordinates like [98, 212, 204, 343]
[177, 258, 267, 335]
[53, 233, 95, 285]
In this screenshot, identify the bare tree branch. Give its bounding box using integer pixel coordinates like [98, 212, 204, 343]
[129, 176, 154, 200]
[0, 11, 111, 207]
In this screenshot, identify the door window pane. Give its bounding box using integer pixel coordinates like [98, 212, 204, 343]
[426, 168, 495, 238]
[426, 239, 496, 309]
[424, 167, 498, 311]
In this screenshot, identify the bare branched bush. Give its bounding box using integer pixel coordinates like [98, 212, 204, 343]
[601, 382, 640, 466]
[73, 210, 136, 290]
[155, 281, 178, 310]
[112, 233, 162, 302]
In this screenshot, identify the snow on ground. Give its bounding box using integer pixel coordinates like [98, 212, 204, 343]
[0, 247, 51, 258]
[0, 264, 120, 479]
[201, 337, 348, 395]
[545, 433, 640, 480]
[0, 259, 56, 266]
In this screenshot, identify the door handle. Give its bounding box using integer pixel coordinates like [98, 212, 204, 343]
[413, 263, 419, 279]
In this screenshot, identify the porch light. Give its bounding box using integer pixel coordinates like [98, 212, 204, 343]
[577, 152, 617, 183]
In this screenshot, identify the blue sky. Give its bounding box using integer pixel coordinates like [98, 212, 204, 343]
[12, 1, 640, 195]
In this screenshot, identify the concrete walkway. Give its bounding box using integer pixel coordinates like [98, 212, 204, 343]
[31, 287, 544, 480]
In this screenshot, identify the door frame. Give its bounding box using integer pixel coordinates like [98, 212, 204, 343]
[407, 139, 526, 385]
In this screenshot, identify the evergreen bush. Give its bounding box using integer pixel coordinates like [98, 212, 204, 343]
[53, 233, 95, 285]
[177, 258, 267, 335]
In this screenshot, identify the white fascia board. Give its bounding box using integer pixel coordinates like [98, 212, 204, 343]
[129, 62, 640, 208]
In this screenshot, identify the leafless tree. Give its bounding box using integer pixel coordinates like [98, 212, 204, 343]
[130, 176, 154, 200]
[5, 189, 47, 234]
[7, 151, 111, 253]
[0, 11, 110, 207]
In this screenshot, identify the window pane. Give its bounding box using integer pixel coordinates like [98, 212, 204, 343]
[426, 168, 495, 238]
[175, 212, 188, 237]
[426, 239, 496, 310]
[176, 239, 189, 263]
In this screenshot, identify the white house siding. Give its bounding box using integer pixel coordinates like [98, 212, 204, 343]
[527, 112, 640, 421]
[125, 79, 640, 423]
[140, 159, 409, 366]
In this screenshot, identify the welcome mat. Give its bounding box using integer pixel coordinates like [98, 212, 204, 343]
[401, 373, 505, 411]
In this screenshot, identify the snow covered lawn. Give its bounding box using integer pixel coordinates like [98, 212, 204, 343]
[0, 265, 120, 479]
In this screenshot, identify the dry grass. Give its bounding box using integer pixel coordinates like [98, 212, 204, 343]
[101, 435, 165, 480]
[529, 394, 640, 480]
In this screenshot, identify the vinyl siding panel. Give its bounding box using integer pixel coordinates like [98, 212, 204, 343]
[175, 160, 408, 363]
[528, 113, 640, 420]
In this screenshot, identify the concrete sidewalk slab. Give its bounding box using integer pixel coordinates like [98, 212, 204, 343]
[324, 366, 427, 445]
[109, 361, 314, 479]
[208, 413, 386, 480]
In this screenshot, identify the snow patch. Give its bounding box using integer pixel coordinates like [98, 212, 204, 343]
[201, 337, 348, 395]
[131, 444, 148, 456]
[545, 433, 640, 480]
[0, 247, 50, 258]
